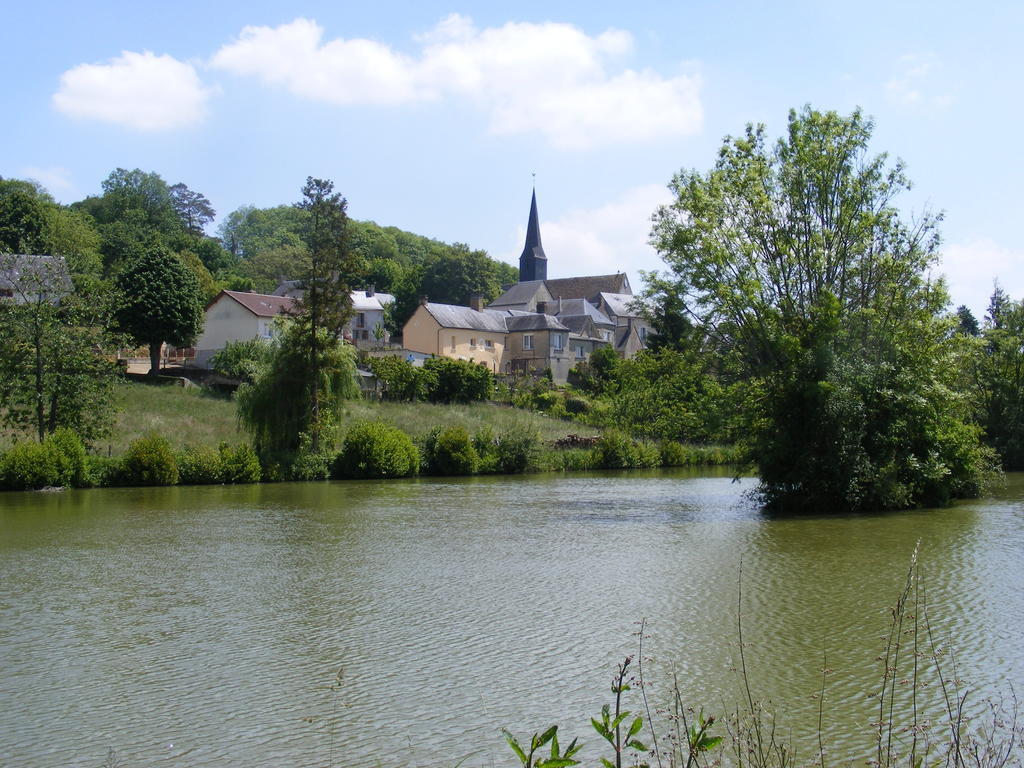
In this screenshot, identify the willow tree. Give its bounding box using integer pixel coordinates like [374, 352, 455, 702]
[236, 320, 358, 456]
[651, 106, 994, 512]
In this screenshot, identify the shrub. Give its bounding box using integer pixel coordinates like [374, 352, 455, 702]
[547, 448, 598, 471]
[0, 441, 62, 490]
[591, 429, 660, 470]
[47, 429, 90, 487]
[368, 356, 430, 401]
[423, 358, 494, 403]
[177, 445, 224, 485]
[660, 440, 692, 467]
[563, 396, 590, 416]
[332, 422, 419, 479]
[423, 426, 479, 475]
[496, 425, 540, 473]
[209, 338, 274, 383]
[220, 443, 262, 483]
[473, 427, 500, 473]
[119, 433, 179, 486]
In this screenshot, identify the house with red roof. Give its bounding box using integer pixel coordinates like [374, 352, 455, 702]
[193, 289, 296, 367]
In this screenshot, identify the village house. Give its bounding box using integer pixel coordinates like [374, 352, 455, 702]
[273, 281, 395, 348]
[399, 189, 651, 381]
[193, 289, 295, 367]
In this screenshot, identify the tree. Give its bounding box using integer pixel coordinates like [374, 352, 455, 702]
[114, 245, 204, 375]
[955, 305, 980, 336]
[237, 320, 358, 455]
[293, 177, 361, 449]
[169, 182, 216, 235]
[0, 254, 118, 442]
[651, 106, 993, 512]
[971, 289, 1024, 468]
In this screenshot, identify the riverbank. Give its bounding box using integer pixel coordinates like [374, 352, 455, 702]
[0, 381, 741, 491]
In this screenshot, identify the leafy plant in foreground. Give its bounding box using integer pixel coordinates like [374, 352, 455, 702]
[592, 656, 648, 768]
[502, 725, 582, 768]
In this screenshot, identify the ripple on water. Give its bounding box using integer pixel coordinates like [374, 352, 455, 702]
[1, 473, 1022, 766]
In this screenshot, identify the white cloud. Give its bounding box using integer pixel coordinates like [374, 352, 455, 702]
[939, 238, 1024, 316]
[20, 166, 74, 196]
[885, 53, 952, 107]
[53, 51, 213, 131]
[210, 15, 702, 148]
[502, 184, 673, 287]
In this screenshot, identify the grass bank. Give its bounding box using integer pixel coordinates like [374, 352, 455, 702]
[75, 381, 599, 456]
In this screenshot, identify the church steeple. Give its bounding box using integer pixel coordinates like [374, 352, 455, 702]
[518, 189, 548, 282]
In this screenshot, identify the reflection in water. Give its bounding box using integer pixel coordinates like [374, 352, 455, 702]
[1, 471, 1022, 766]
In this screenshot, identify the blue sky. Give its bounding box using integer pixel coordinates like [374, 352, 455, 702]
[4, 0, 1022, 316]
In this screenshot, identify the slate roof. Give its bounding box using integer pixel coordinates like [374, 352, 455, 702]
[423, 302, 509, 332]
[555, 298, 613, 326]
[422, 302, 569, 333]
[598, 292, 647, 319]
[487, 280, 549, 308]
[218, 290, 296, 317]
[0, 254, 72, 301]
[505, 313, 569, 332]
[545, 274, 630, 301]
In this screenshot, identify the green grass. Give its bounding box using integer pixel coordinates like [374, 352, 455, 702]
[50, 382, 598, 456]
[100, 381, 245, 456]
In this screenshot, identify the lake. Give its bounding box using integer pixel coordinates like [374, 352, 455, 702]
[1, 469, 1022, 767]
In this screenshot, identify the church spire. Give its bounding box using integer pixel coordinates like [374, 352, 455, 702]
[518, 188, 548, 282]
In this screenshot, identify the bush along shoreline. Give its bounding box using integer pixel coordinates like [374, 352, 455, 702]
[0, 426, 741, 492]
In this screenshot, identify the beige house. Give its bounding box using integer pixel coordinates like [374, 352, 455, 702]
[194, 290, 295, 367]
[403, 302, 509, 373]
[402, 299, 589, 382]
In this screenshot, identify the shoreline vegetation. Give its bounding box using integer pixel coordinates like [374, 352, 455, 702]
[0, 380, 741, 492]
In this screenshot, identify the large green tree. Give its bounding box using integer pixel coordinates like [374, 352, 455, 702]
[970, 288, 1024, 468]
[0, 254, 118, 442]
[114, 245, 204, 375]
[652, 106, 993, 512]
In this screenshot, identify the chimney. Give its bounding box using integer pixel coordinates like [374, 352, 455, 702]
[367, 284, 375, 297]
[469, 293, 484, 312]
[419, 295, 429, 306]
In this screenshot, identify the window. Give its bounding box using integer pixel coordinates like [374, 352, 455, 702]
[356, 312, 366, 328]
[551, 333, 563, 351]
[451, 336, 456, 352]
[484, 339, 493, 350]
[470, 338, 477, 349]
[523, 334, 533, 350]
[640, 326, 648, 340]
[575, 345, 584, 359]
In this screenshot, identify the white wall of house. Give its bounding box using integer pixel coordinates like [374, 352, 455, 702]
[194, 295, 274, 367]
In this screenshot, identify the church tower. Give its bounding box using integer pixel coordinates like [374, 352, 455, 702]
[518, 189, 548, 282]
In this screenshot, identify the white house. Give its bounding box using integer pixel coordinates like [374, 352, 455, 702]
[272, 281, 395, 348]
[194, 290, 296, 367]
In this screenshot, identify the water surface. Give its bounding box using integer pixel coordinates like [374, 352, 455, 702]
[1, 470, 1022, 766]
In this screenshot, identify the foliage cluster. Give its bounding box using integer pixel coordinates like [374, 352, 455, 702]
[332, 421, 419, 479]
[0, 428, 89, 490]
[367, 355, 494, 404]
[208, 338, 273, 383]
[237, 321, 359, 455]
[177, 442, 262, 485]
[648, 106, 995, 512]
